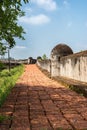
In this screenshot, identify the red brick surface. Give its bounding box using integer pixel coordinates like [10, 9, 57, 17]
[0, 64, 87, 130]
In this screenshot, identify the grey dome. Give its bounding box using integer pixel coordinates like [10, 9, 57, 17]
[51, 43, 73, 58]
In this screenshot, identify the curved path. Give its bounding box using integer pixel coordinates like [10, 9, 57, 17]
[0, 65, 87, 130]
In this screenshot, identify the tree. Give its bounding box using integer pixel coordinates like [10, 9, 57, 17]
[42, 54, 47, 60]
[0, 44, 6, 56]
[0, 0, 29, 54]
[37, 56, 42, 60]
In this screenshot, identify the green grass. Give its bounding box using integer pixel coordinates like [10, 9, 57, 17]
[0, 115, 12, 123]
[0, 64, 24, 107]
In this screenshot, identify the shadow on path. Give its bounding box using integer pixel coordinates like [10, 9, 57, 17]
[0, 65, 87, 130]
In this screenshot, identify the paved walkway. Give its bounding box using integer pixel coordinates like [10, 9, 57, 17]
[0, 65, 87, 130]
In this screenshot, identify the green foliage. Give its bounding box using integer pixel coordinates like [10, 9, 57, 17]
[0, 61, 5, 70]
[0, 65, 24, 106]
[42, 54, 47, 60]
[37, 56, 42, 61]
[0, 115, 12, 123]
[0, 44, 6, 55]
[0, 0, 29, 53]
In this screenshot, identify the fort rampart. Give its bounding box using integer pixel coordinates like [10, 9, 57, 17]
[37, 44, 87, 83]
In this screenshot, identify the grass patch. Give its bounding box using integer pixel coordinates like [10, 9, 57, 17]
[0, 64, 24, 107]
[0, 115, 12, 123]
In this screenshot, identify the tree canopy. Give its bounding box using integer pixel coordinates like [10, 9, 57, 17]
[0, 0, 29, 55]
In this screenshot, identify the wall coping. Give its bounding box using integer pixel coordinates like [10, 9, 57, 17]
[37, 59, 50, 63]
[61, 50, 87, 60]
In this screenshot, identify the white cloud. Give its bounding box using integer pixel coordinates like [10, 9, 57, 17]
[15, 46, 26, 49]
[19, 14, 50, 25]
[24, 7, 33, 14]
[31, 0, 57, 11]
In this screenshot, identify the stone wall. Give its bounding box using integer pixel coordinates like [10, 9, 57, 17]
[51, 60, 60, 76]
[37, 59, 51, 73]
[37, 50, 87, 83]
[60, 51, 87, 82]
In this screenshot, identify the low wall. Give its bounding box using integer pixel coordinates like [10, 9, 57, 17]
[37, 51, 87, 83]
[37, 59, 51, 73]
[60, 51, 87, 82]
[51, 60, 60, 76]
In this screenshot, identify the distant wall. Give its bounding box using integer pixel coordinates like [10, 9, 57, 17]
[28, 58, 37, 64]
[37, 59, 51, 73]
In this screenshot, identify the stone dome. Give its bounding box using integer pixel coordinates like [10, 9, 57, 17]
[51, 43, 73, 58]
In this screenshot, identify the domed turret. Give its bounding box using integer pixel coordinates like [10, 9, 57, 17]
[51, 43, 73, 60]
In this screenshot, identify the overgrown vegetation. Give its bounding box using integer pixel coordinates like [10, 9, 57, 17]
[0, 64, 24, 107]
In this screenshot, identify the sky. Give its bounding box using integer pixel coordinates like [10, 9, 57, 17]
[9, 0, 87, 59]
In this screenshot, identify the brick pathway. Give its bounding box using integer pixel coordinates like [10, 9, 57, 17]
[0, 65, 87, 130]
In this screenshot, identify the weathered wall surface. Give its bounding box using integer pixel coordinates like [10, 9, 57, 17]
[51, 60, 60, 77]
[37, 60, 51, 73]
[37, 51, 87, 83]
[60, 51, 87, 82]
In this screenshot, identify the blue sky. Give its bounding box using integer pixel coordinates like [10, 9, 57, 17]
[10, 0, 87, 59]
